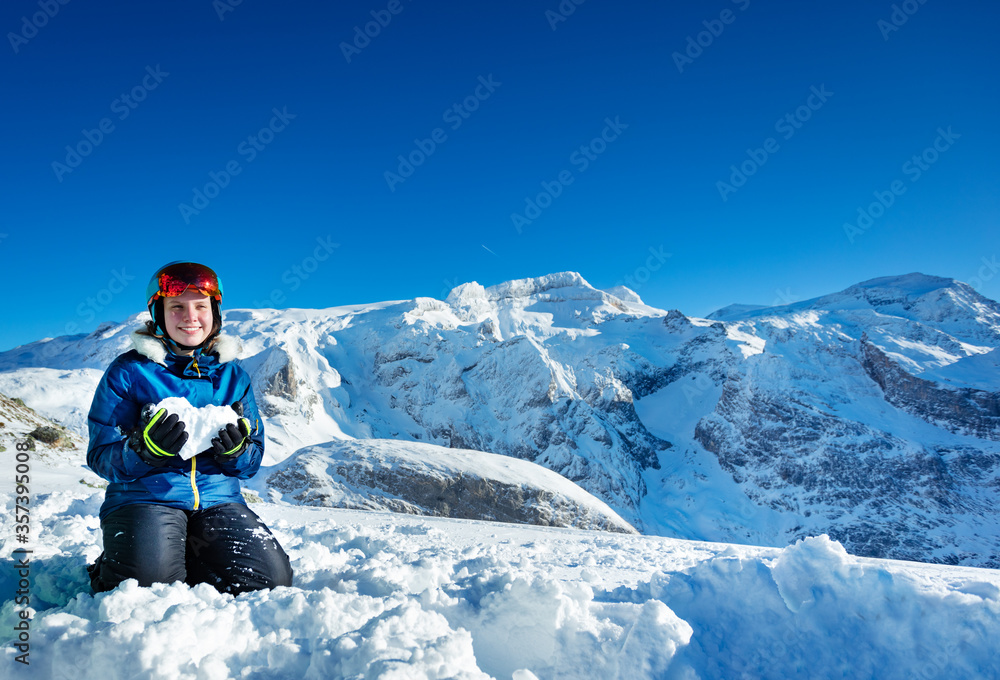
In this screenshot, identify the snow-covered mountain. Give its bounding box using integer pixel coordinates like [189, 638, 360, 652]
[694, 273, 1000, 566]
[1, 271, 998, 566]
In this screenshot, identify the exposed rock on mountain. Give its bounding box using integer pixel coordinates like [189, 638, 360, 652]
[690, 274, 1000, 566]
[1, 391, 82, 451]
[860, 337, 1000, 440]
[261, 438, 637, 533]
[0, 390, 92, 482]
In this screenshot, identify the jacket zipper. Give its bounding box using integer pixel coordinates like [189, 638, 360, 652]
[187, 356, 204, 509]
[190, 456, 200, 510]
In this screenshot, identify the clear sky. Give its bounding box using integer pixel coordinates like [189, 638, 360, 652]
[1, 0, 997, 351]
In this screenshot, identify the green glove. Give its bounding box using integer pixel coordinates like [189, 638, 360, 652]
[128, 405, 188, 466]
[208, 418, 252, 460]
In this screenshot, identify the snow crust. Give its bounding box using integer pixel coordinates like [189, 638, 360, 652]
[152, 397, 240, 460]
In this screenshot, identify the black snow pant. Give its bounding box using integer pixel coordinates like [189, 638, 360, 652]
[88, 502, 293, 595]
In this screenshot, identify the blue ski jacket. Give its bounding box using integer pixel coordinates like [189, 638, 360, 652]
[87, 331, 265, 520]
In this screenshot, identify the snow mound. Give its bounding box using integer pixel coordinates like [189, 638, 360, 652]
[261, 438, 637, 533]
[644, 534, 1000, 678]
[2, 490, 999, 679]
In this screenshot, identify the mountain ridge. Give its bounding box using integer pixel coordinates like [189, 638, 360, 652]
[1, 270, 997, 565]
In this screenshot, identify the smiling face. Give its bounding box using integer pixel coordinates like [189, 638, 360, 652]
[163, 288, 214, 349]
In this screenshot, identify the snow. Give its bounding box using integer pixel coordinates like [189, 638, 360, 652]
[724, 324, 766, 358]
[274, 438, 609, 505]
[3, 266, 1000, 675]
[0, 368, 104, 438]
[633, 377, 794, 546]
[2, 269, 1000, 676]
[601, 285, 643, 305]
[257, 438, 636, 533]
[151, 397, 240, 460]
[922, 347, 1000, 390]
[2, 269, 998, 566]
[2, 473, 999, 679]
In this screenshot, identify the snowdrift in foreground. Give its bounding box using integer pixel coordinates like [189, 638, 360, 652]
[2, 486, 999, 680]
[259, 438, 637, 534]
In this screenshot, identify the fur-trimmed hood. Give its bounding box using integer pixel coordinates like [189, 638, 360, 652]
[130, 330, 241, 366]
[91, 329, 262, 519]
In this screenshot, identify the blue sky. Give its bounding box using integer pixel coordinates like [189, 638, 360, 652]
[1, 0, 997, 351]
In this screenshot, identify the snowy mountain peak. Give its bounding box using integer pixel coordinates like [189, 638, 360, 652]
[445, 281, 489, 306]
[708, 274, 999, 343]
[449, 273, 648, 309]
[849, 272, 959, 296]
[603, 285, 644, 305]
[811, 272, 1000, 344]
[827, 272, 986, 313]
[484, 271, 596, 302]
[706, 303, 770, 322]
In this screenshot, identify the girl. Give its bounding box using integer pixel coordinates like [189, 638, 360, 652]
[86, 261, 292, 594]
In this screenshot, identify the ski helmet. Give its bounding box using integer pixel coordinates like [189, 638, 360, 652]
[145, 261, 224, 336]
